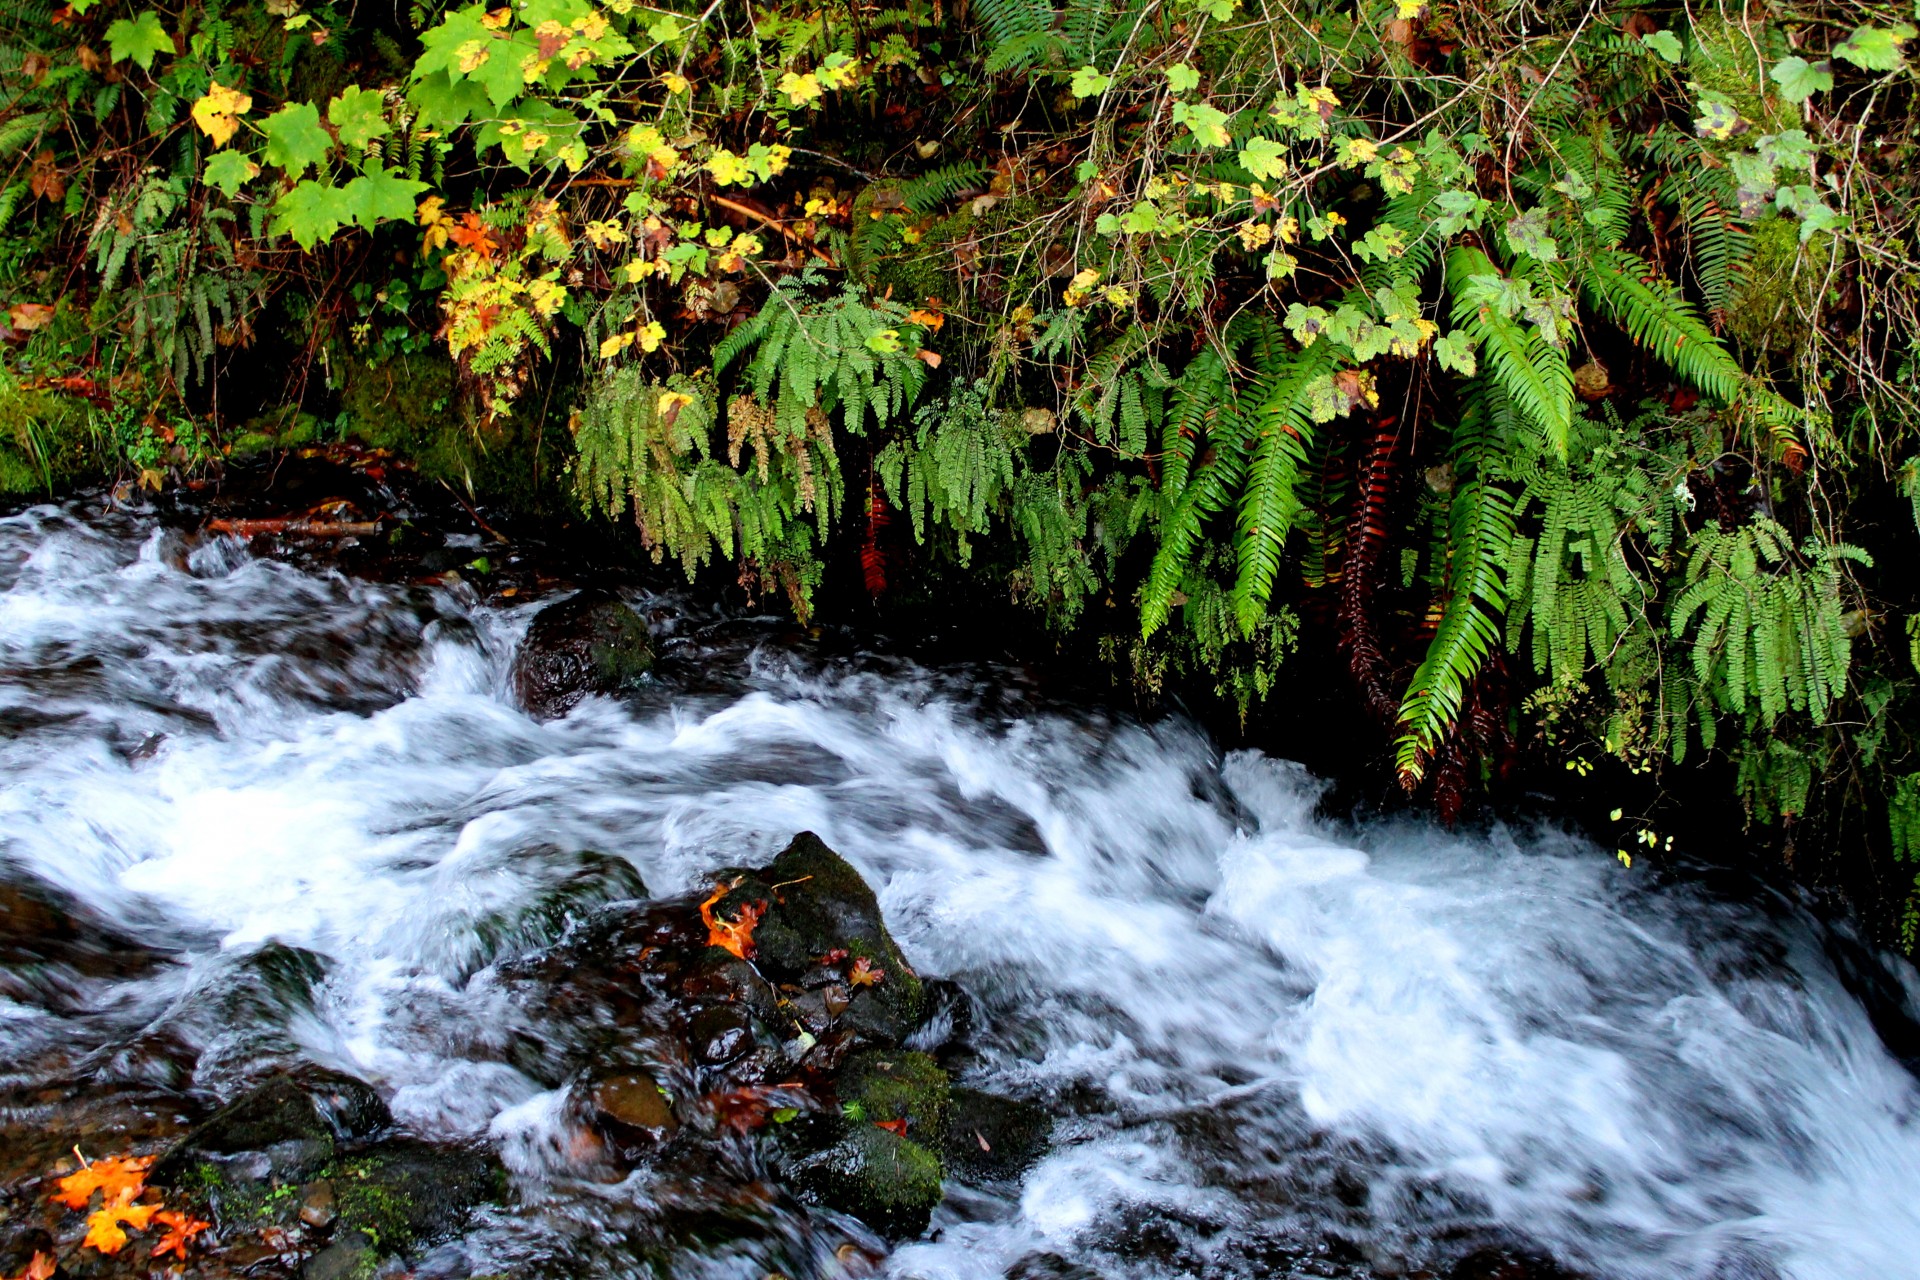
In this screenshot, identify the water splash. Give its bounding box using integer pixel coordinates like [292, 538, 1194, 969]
[2, 502, 1917, 1279]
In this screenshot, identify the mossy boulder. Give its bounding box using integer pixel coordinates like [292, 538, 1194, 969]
[153, 1071, 390, 1226]
[734, 832, 926, 1042]
[789, 1123, 944, 1238]
[326, 1140, 505, 1254]
[839, 1050, 950, 1145]
[511, 590, 654, 719]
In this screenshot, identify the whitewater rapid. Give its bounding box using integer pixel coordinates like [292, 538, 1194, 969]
[2, 501, 1917, 1279]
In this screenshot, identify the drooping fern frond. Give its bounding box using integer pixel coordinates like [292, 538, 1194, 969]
[1393, 397, 1517, 786]
[1141, 329, 1253, 636]
[896, 163, 988, 216]
[1446, 245, 1574, 460]
[1231, 328, 1339, 633]
[1670, 519, 1869, 727]
[1582, 247, 1805, 458]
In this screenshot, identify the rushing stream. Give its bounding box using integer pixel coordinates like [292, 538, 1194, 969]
[3, 499, 1920, 1280]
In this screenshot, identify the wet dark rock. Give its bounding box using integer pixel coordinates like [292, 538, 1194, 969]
[512, 589, 653, 719]
[729, 832, 927, 1043]
[1005, 1253, 1106, 1280]
[158, 1071, 387, 1167]
[300, 1178, 338, 1228]
[302, 1231, 375, 1280]
[589, 1072, 677, 1134]
[941, 1087, 1051, 1182]
[0, 879, 160, 1007]
[690, 1005, 754, 1064]
[789, 1122, 945, 1239]
[324, 1139, 505, 1257]
[458, 848, 649, 979]
[152, 1070, 390, 1212]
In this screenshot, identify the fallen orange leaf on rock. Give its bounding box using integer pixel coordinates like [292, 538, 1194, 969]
[2, 1250, 55, 1280]
[150, 1208, 211, 1259]
[84, 1191, 160, 1254]
[873, 1117, 909, 1136]
[50, 1153, 153, 1210]
[700, 879, 765, 960]
[848, 956, 885, 987]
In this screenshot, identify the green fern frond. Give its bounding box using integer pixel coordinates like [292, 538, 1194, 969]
[1446, 246, 1574, 460]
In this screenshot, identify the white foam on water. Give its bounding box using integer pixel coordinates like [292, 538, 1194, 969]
[2, 504, 1918, 1279]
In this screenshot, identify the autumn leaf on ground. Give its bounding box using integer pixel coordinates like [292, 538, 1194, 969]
[848, 956, 885, 987]
[50, 1153, 153, 1210]
[873, 1117, 908, 1136]
[1, 1251, 55, 1280]
[700, 879, 765, 959]
[150, 1208, 211, 1259]
[85, 1191, 160, 1254]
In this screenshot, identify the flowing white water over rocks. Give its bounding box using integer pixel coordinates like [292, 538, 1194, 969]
[3, 502, 1919, 1280]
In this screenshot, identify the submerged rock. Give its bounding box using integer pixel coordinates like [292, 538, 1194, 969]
[512, 589, 653, 718]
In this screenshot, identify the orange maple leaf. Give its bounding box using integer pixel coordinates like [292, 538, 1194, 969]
[2, 1250, 55, 1280]
[873, 1117, 908, 1136]
[848, 956, 885, 987]
[905, 306, 944, 332]
[447, 213, 498, 259]
[149, 1208, 211, 1260]
[50, 1154, 153, 1210]
[700, 879, 765, 960]
[84, 1190, 160, 1254]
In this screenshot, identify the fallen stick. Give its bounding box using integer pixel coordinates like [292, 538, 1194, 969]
[205, 517, 383, 537]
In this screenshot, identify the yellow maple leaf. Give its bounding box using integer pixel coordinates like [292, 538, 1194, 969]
[637, 320, 666, 352]
[599, 331, 633, 358]
[660, 71, 690, 94]
[190, 82, 251, 148]
[479, 6, 512, 28]
[84, 1191, 159, 1255]
[778, 70, 822, 107]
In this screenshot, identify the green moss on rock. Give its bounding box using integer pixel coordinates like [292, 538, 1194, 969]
[791, 1123, 944, 1238]
[840, 1050, 950, 1144]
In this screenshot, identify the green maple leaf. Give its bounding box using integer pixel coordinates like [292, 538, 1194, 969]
[1172, 100, 1230, 148]
[1769, 56, 1833, 102]
[1434, 330, 1477, 376]
[328, 87, 391, 150]
[1640, 30, 1683, 62]
[413, 6, 494, 79]
[105, 11, 172, 70]
[1834, 23, 1914, 72]
[471, 33, 541, 106]
[1756, 129, 1815, 171]
[1070, 65, 1111, 98]
[407, 72, 489, 131]
[1285, 303, 1328, 346]
[340, 167, 429, 229]
[262, 102, 334, 175]
[1165, 63, 1201, 94]
[270, 179, 352, 248]
[1504, 208, 1559, 262]
[1238, 135, 1288, 180]
[202, 150, 260, 196]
